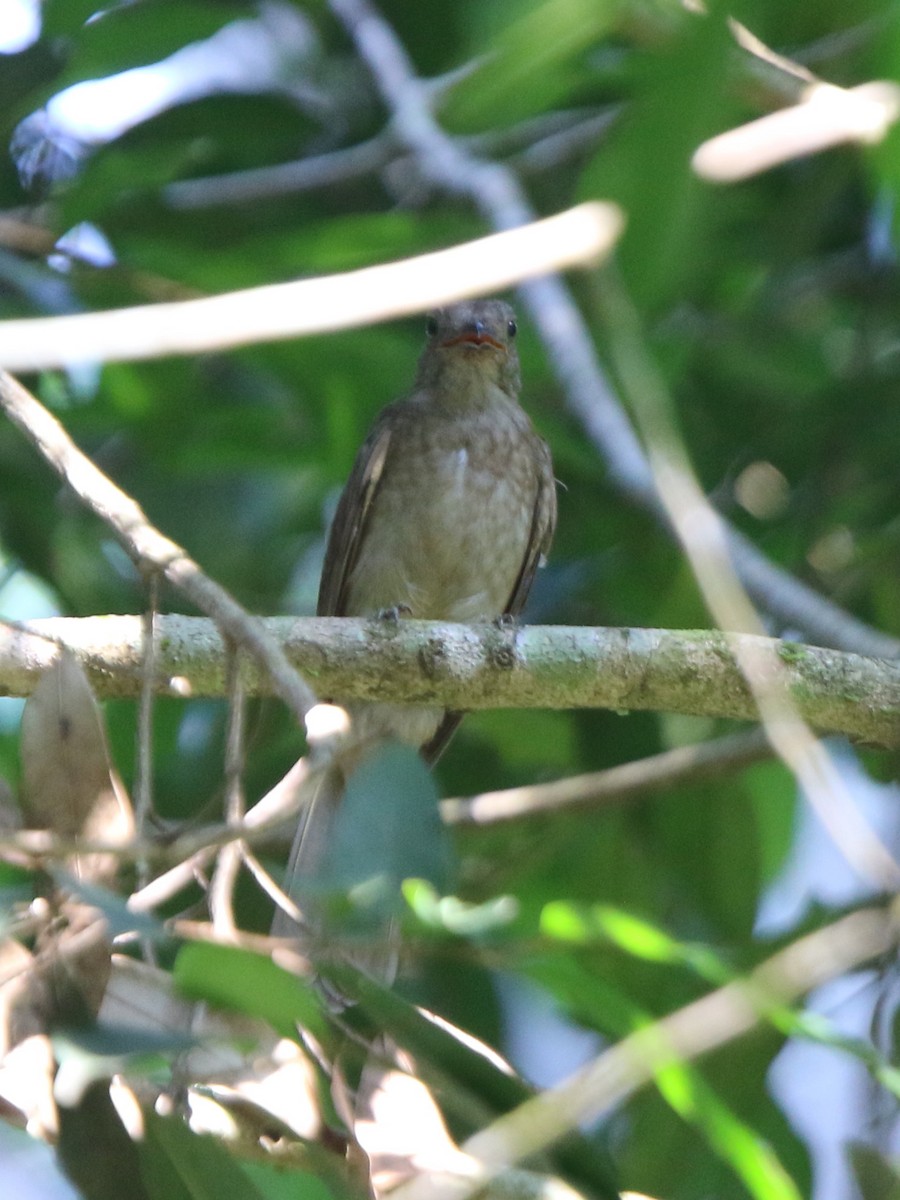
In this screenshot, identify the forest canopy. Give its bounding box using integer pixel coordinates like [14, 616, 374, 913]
[2, 3, 900, 1200]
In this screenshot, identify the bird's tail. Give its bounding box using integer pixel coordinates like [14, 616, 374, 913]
[270, 760, 346, 942]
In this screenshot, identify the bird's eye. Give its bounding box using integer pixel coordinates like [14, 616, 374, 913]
[507, 319, 518, 338]
[425, 315, 439, 337]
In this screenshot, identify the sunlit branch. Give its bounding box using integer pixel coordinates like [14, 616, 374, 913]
[391, 904, 898, 1200]
[694, 80, 900, 182]
[3, 614, 900, 749]
[597, 271, 900, 892]
[0, 205, 622, 370]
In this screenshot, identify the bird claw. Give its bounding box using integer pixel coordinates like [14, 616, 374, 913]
[493, 612, 518, 630]
[376, 604, 413, 623]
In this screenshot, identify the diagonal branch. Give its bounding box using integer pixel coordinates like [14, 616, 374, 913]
[391, 903, 898, 1200]
[0, 205, 620, 369]
[0, 370, 317, 725]
[441, 728, 773, 825]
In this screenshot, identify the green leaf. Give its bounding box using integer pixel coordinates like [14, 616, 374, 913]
[404, 878, 519, 936]
[849, 1142, 900, 1200]
[319, 741, 455, 916]
[445, 0, 619, 129]
[655, 1059, 803, 1200]
[139, 1107, 268, 1200]
[580, 3, 735, 308]
[240, 1161, 340, 1200]
[173, 941, 326, 1039]
[53, 1, 250, 85]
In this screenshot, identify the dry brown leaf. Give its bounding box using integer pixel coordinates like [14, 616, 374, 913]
[354, 1046, 472, 1194]
[20, 650, 134, 881]
[101, 955, 322, 1142]
[1, 905, 111, 1062]
[0, 937, 50, 1057]
[0, 1033, 57, 1138]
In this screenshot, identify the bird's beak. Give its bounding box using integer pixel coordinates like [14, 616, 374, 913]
[441, 327, 505, 352]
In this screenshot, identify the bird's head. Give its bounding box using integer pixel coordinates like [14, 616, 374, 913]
[416, 299, 521, 398]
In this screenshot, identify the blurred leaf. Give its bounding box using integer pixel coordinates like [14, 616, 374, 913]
[51, 2, 250, 85]
[541, 901, 731, 983]
[20, 650, 134, 882]
[446, 0, 619, 129]
[580, 3, 735, 308]
[138, 1107, 268, 1200]
[849, 1142, 900, 1200]
[743, 759, 797, 885]
[405, 879, 519, 937]
[654, 1060, 803, 1200]
[320, 742, 455, 915]
[58, 1079, 150, 1200]
[173, 941, 326, 1040]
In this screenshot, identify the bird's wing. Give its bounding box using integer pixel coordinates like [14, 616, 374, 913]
[503, 438, 558, 619]
[317, 419, 393, 616]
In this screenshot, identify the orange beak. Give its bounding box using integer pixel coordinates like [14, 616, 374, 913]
[441, 330, 505, 351]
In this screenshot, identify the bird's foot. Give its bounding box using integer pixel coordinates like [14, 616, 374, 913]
[375, 604, 413, 623]
[493, 612, 518, 630]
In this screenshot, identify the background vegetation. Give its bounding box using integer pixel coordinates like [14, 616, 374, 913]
[3, 1, 900, 1198]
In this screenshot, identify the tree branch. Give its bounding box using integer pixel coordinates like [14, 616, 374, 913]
[0, 205, 621, 369]
[441, 728, 773, 825]
[0, 370, 317, 725]
[4, 614, 900, 748]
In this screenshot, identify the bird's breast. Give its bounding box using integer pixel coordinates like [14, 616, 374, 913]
[345, 403, 540, 622]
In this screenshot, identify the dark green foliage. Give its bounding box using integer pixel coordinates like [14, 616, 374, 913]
[3, 2, 900, 1197]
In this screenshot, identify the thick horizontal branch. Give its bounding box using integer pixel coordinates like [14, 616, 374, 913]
[3, 615, 900, 748]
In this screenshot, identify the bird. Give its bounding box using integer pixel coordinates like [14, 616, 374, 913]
[273, 298, 556, 945]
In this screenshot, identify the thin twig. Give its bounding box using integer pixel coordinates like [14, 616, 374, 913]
[441, 728, 772, 825]
[163, 109, 617, 210]
[208, 649, 248, 937]
[127, 854, 208, 913]
[164, 134, 392, 208]
[128, 757, 315, 911]
[241, 844, 307, 929]
[0, 370, 317, 726]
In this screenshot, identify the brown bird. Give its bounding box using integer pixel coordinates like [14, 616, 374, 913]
[274, 298, 556, 938]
